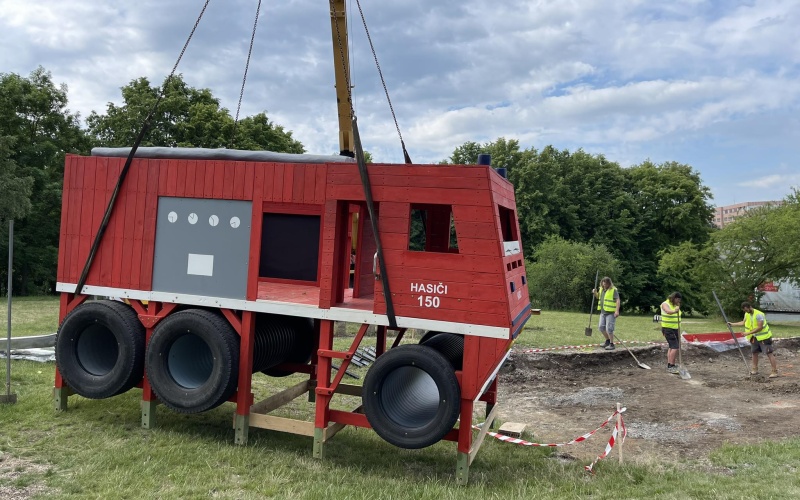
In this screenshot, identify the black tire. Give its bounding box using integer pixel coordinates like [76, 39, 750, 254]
[145, 309, 239, 414]
[55, 300, 145, 399]
[418, 331, 464, 370]
[363, 345, 460, 449]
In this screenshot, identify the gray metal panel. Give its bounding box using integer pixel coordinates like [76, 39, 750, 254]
[152, 198, 252, 299]
[91, 147, 356, 164]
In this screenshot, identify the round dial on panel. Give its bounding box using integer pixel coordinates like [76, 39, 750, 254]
[230, 216, 240, 228]
[168, 211, 178, 223]
[188, 213, 198, 224]
[209, 215, 219, 227]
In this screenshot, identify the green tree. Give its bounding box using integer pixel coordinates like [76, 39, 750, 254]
[526, 236, 621, 311]
[659, 191, 800, 316]
[0, 67, 91, 295]
[0, 136, 34, 221]
[87, 75, 304, 152]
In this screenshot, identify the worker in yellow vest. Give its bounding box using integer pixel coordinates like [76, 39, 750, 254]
[660, 292, 682, 374]
[592, 277, 620, 350]
[727, 301, 778, 378]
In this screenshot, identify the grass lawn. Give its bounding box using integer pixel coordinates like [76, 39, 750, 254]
[2, 297, 800, 498]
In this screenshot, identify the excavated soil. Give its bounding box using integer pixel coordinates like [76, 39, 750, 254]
[496, 338, 800, 465]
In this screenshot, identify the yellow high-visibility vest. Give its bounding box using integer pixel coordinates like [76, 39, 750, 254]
[660, 299, 681, 329]
[597, 287, 618, 313]
[744, 308, 772, 341]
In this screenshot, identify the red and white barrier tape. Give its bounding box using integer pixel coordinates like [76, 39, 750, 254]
[475, 407, 627, 472]
[516, 341, 664, 354]
[585, 411, 627, 474]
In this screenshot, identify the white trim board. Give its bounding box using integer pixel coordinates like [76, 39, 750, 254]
[56, 282, 511, 340]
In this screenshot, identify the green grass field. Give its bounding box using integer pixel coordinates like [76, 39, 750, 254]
[2, 297, 800, 498]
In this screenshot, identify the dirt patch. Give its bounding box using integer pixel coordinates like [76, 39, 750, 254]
[0, 453, 52, 500]
[496, 338, 800, 464]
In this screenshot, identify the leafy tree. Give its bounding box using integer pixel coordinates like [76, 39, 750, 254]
[87, 75, 304, 153]
[659, 190, 800, 316]
[444, 137, 530, 177]
[526, 236, 621, 311]
[0, 136, 34, 221]
[0, 67, 91, 295]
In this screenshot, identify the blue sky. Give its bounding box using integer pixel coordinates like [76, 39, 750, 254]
[2, 0, 798, 206]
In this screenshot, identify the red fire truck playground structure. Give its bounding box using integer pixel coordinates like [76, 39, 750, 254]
[52, 2, 533, 485]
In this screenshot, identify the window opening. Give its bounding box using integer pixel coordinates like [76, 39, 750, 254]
[409, 204, 458, 253]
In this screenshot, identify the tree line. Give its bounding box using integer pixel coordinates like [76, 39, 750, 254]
[2, 67, 798, 316]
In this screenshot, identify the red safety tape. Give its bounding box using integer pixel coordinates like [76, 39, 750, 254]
[474, 407, 625, 447]
[475, 407, 627, 473]
[585, 412, 627, 474]
[516, 341, 664, 354]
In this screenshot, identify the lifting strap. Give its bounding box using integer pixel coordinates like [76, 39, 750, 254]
[352, 116, 397, 328]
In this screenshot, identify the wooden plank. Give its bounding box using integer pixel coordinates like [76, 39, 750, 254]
[244, 162, 256, 200]
[131, 162, 149, 289]
[273, 163, 284, 202]
[250, 379, 311, 414]
[232, 162, 246, 200]
[328, 172, 488, 190]
[184, 160, 197, 198]
[140, 160, 160, 289]
[248, 414, 315, 436]
[303, 165, 316, 204]
[292, 164, 304, 203]
[213, 160, 225, 199]
[56, 156, 73, 282]
[469, 402, 499, 465]
[110, 161, 130, 288]
[246, 164, 265, 301]
[259, 163, 273, 202]
[166, 159, 178, 195]
[282, 163, 294, 203]
[120, 163, 140, 289]
[221, 162, 234, 200]
[322, 405, 364, 441]
[191, 160, 203, 196]
[158, 158, 169, 194]
[334, 384, 363, 397]
[203, 160, 215, 198]
[315, 164, 327, 203]
[175, 159, 187, 197]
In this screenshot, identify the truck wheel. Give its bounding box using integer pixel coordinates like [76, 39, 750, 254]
[55, 300, 145, 399]
[362, 344, 460, 449]
[145, 309, 239, 414]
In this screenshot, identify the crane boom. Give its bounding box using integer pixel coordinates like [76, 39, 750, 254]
[329, 0, 354, 157]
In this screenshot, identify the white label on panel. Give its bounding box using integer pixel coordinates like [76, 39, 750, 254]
[187, 253, 214, 276]
[503, 241, 521, 255]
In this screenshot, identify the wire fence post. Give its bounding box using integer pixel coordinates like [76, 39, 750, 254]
[2, 219, 17, 404]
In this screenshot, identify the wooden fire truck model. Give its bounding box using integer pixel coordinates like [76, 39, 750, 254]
[53, 1, 532, 483]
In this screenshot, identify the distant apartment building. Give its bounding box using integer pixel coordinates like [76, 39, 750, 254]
[713, 201, 782, 228]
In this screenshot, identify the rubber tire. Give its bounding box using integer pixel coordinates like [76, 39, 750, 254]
[145, 309, 239, 414]
[55, 300, 145, 399]
[363, 344, 460, 449]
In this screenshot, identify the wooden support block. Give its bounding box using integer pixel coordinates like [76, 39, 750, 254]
[234, 414, 249, 445]
[498, 422, 527, 438]
[53, 386, 72, 411]
[249, 414, 315, 436]
[141, 400, 158, 429]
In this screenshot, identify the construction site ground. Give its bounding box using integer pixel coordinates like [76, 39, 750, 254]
[497, 338, 800, 468]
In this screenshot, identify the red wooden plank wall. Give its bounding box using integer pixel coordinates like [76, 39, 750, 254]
[59, 156, 328, 291]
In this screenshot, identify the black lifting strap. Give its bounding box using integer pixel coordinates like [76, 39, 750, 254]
[352, 117, 397, 328]
[74, 0, 211, 296]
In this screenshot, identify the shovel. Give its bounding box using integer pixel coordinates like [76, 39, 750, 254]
[611, 331, 651, 369]
[585, 270, 599, 336]
[712, 290, 751, 376]
[677, 316, 691, 380]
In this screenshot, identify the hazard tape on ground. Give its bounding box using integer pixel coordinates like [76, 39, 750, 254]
[585, 411, 627, 474]
[475, 407, 627, 472]
[516, 341, 665, 354]
[475, 407, 625, 447]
